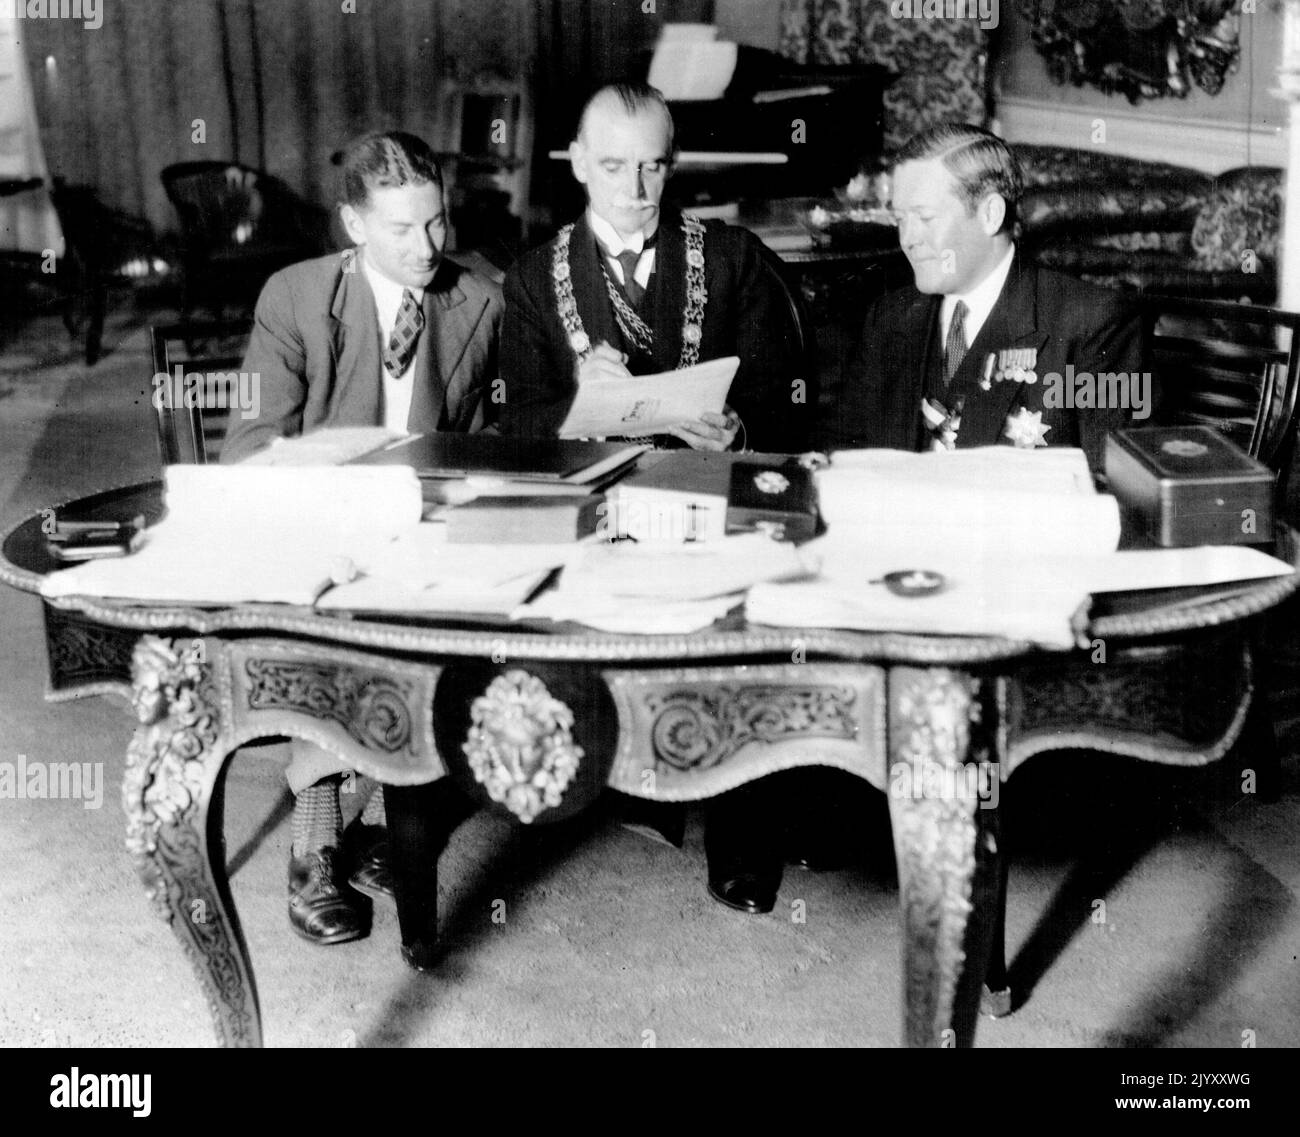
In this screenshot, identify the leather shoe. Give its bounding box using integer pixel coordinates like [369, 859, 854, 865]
[288, 848, 369, 945]
[348, 840, 394, 907]
[707, 873, 778, 915]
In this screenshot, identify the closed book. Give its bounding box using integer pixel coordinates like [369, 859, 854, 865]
[444, 495, 604, 544]
[355, 431, 646, 485]
[1105, 426, 1274, 547]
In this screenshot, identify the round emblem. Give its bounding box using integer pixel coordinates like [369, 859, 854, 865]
[1161, 439, 1209, 458]
[569, 330, 590, 355]
[753, 470, 790, 494]
[552, 260, 570, 282]
[881, 569, 946, 597]
[686, 248, 705, 269]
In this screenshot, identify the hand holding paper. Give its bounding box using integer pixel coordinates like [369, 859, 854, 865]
[559, 354, 739, 440]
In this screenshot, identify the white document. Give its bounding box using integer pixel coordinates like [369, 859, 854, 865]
[239, 426, 404, 466]
[41, 465, 423, 606]
[558, 356, 739, 440]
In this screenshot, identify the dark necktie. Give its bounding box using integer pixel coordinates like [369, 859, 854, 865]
[384, 289, 424, 378]
[944, 299, 968, 385]
[616, 249, 644, 308]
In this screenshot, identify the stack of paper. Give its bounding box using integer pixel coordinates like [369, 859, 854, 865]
[515, 532, 815, 633]
[747, 448, 1118, 647]
[41, 465, 423, 606]
[747, 447, 1293, 647]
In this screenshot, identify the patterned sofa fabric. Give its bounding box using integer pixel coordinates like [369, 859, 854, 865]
[1191, 166, 1282, 273]
[1012, 144, 1281, 302]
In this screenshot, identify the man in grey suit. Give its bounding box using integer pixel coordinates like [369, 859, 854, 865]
[222, 131, 503, 946]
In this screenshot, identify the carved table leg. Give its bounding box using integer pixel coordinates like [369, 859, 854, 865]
[887, 667, 1001, 1048]
[387, 778, 477, 971]
[121, 636, 261, 1047]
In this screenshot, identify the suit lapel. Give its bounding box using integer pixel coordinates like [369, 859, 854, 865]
[949, 258, 1048, 448]
[900, 293, 939, 449]
[328, 251, 383, 425]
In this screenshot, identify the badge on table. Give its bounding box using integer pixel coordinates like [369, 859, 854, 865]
[979, 346, 1038, 391]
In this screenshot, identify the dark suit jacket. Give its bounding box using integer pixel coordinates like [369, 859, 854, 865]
[497, 208, 810, 453]
[819, 255, 1148, 470]
[221, 249, 502, 464]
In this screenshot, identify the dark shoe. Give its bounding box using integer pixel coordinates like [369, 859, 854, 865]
[707, 873, 778, 915]
[348, 839, 394, 907]
[288, 848, 369, 945]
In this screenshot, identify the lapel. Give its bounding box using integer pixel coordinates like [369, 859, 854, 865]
[641, 209, 686, 373]
[406, 261, 474, 432]
[947, 256, 1049, 449]
[327, 250, 383, 425]
[899, 292, 940, 449]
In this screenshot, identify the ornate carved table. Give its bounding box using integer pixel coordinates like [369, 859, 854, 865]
[5, 482, 1298, 1048]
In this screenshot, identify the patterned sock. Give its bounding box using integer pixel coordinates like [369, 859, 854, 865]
[291, 775, 344, 858]
[360, 785, 386, 829]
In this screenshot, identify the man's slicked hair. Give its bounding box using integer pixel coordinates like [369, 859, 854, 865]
[337, 131, 443, 209]
[576, 82, 675, 153]
[895, 123, 1022, 234]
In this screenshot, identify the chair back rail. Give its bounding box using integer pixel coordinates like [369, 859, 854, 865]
[150, 320, 253, 465]
[1139, 295, 1300, 476]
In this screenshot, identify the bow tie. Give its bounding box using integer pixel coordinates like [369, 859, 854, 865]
[603, 228, 659, 258]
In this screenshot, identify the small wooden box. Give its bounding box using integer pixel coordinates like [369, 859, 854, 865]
[1104, 426, 1275, 547]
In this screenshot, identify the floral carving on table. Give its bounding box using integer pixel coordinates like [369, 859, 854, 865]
[1024, 0, 1242, 103]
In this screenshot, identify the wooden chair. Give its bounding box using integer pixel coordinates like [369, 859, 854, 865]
[1138, 294, 1300, 479]
[160, 162, 330, 319]
[150, 320, 252, 465]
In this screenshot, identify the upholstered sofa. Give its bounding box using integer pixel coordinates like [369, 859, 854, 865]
[1012, 145, 1282, 303]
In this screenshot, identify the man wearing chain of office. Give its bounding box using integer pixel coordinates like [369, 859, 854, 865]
[497, 81, 808, 454]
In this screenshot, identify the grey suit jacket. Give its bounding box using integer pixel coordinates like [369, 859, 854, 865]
[221, 249, 502, 464]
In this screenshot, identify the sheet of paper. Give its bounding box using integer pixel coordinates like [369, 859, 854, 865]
[558, 356, 740, 440]
[516, 590, 740, 634]
[41, 465, 423, 606]
[239, 426, 404, 466]
[553, 532, 817, 601]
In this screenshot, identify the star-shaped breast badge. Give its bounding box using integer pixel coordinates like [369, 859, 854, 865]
[1003, 407, 1051, 449]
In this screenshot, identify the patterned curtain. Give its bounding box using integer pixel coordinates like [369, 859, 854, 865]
[776, 0, 989, 151]
[17, 0, 532, 235]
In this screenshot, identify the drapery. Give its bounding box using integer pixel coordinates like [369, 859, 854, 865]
[1, 15, 63, 254]
[16, 0, 531, 235]
[776, 0, 989, 150]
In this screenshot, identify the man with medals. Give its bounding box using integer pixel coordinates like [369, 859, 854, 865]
[820, 122, 1147, 471]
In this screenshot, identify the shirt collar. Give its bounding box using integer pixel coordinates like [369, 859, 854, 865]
[588, 208, 657, 257]
[359, 251, 425, 309]
[941, 242, 1015, 342]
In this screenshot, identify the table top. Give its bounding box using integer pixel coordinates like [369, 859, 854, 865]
[4, 480, 1299, 667]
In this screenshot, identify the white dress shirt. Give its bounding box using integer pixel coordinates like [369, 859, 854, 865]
[589, 209, 656, 291]
[939, 243, 1016, 349]
[361, 255, 425, 432]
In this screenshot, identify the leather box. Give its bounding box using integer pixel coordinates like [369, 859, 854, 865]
[727, 457, 818, 543]
[1104, 426, 1274, 547]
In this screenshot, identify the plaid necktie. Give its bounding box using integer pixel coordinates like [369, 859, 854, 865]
[383, 289, 424, 378]
[616, 249, 644, 308]
[944, 299, 968, 385]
